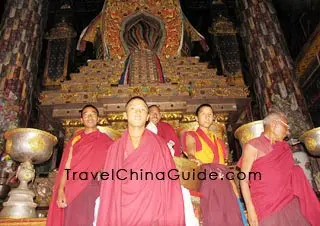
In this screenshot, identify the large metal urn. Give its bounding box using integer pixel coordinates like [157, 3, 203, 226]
[234, 120, 264, 147]
[0, 128, 57, 218]
[300, 127, 320, 156]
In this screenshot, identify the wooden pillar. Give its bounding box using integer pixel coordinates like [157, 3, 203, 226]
[0, 0, 48, 150]
[236, 0, 313, 138]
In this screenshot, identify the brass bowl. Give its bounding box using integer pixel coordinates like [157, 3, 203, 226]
[234, 120, 264, 147]
[4, 128, 58, 164]
[173, 157, 201, 192]
[299, 127, 320, 156]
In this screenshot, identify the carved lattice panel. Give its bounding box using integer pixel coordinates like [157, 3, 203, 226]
[47, 39, 67, 81]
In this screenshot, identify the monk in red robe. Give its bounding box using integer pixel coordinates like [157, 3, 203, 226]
[238, 111, 320, 226]
[182, 104, 246, 226]
[147, 104, 181, 156]
[47, 105, 114, 226]
[96, 96, 185, 226]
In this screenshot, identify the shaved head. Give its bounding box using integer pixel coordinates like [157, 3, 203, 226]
[262, 110, 290, 141]
[148, 105, 160, 112]
[125, 96, 148, 111]
[263, 111, 287, 127]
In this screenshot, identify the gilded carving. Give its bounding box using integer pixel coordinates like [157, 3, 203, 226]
[161, 112, 183, 121]
[296, 31, 320, 77]
[181, 114, 196, 122]
[107, 113, 126, 122]
[62, 118, 109, 127]
[99, 118, 109, 125]
[77, 0, 184, 58]
[213, 113, 229, 123]
[40, 92, 99, 105]
[181, 113, 229, 123]
[193, 87, 249, 98]
[43, 86, 248, 105]
[32, 177, 54, 207]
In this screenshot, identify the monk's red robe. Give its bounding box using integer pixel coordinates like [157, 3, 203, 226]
[46, 130, 113, 226]
[182, 128, 243, 225]
[238, 135, 320, 226]
[96, 130, 185, 226]
[157, 121, 181, 157]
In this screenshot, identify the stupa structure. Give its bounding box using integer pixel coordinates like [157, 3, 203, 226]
[39, 0, 249, 141]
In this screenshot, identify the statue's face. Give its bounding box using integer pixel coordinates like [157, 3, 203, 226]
[149, 106, 161, 125]
[196, 106, 214, 129]
[81, 107, 98, 129]
[126, 99, 149, 127]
